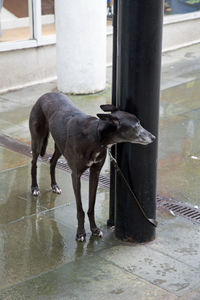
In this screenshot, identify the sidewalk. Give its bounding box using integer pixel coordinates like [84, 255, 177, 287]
[0, 44, 200, 299]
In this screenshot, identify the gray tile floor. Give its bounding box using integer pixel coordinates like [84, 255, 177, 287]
[0, 44, 200, 299]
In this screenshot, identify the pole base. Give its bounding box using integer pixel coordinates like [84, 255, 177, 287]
[107, 218, 115, 227]
[115, 226, 156, 243]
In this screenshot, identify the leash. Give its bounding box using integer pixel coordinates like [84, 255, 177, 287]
[108, 149, 158, 227]
[96, 119, 157, 227]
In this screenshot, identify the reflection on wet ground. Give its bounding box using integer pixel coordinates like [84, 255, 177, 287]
[159, 78, 200, 205]
[0, 152, 116, 290]
[1, 45, 200, 298]
[1, 78, 200, 205]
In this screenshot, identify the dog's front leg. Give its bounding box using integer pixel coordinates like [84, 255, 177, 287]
[88, 163, 104, 237]
[71, 171, 86, 242]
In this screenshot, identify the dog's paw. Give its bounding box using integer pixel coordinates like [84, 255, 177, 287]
[52, 185, 62, 194]
[76, 233, 86, 242]
[92, 228, 103, 238]
[32, 187, 40, 196]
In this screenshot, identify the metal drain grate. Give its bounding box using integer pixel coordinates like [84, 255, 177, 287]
[157, 195, 200, 224]
[55, 158, 110, 189]
[0, 135, 110, 189]
[1, 134, 200, 224]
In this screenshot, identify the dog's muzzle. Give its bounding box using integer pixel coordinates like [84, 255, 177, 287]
[137, 126, 156, 145]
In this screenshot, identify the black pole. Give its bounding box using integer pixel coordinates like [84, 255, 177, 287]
[107, 0, 118, 227]
[115, 0, 163, 242]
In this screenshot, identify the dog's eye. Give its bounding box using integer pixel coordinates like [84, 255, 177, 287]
[131, 122, 140, 129]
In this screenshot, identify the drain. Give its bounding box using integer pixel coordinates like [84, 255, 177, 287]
[1, 134, 200, 224]
[157, 195, 200, 224]
[0, 135, 110, 189]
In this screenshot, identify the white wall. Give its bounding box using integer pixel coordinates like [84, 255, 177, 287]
[0, 45, 56, 93]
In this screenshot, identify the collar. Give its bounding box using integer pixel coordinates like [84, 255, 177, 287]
[96, 119, 108, 150]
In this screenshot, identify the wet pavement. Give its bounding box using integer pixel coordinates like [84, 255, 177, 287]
[159, 44, 200, 206]
[0, 43, 200, 299]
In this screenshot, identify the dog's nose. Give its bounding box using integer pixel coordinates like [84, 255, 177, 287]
[151, 134, 156, 141]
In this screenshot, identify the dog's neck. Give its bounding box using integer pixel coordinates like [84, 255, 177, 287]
[97, 119, 121, 148]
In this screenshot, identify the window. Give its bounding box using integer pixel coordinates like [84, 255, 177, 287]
[41, 0, 55, 37]
[164, 0, 200, 15]
[106, 0, 200, 17]
[0, 0, 200, 52]
[0, 0, 56, 51]
[0, 0, 32, 42]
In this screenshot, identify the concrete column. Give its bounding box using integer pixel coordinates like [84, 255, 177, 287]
[55, 0, 107, 94]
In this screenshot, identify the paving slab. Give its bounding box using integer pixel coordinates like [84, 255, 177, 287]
[0, 255, 177, 300]
[0, 163, 48, 225]
[0, 214, 73, 289]
[98, 242, 200, 296]
[0, 82, 58, 106]
[179, 288, 200, 300]
[149, 216, 200, 270]
[0, 98, 31, 144]
[0, 147, 30, 171]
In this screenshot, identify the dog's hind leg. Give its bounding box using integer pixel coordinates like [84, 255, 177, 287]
[50, 143, 62, 194]
[30, 102, 50, 196]
[31, 143, 40, 196]
[30, 125, 49, 196]
[31, 133, 48, 196]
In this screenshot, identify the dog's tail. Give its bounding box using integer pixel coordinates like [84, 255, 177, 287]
[40, 132, 49, 157]
[29, 101, 49, 157]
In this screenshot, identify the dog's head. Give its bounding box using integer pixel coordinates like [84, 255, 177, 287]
[97, 104, 155, 145]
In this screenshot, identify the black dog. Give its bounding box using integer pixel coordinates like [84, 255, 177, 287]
[29, 93, 155, 241]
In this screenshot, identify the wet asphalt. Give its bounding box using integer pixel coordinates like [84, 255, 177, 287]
[0, 44, 200, 299]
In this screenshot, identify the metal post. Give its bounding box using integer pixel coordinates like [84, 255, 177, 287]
[115, 0, 163, 242]
[107, 0, 118, 227]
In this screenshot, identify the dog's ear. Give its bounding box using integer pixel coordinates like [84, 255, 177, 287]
[97, 113, 120, 127]
[97, 113, 110, 121]
[100, 104, 118, 112]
